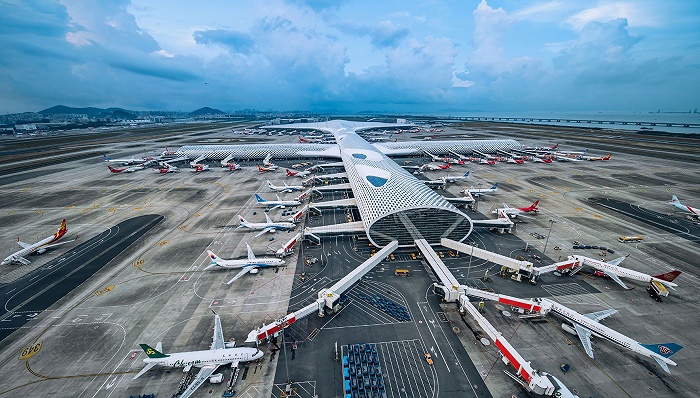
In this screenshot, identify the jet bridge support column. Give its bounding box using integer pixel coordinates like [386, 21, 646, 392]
[414, 239, 463, 302]
[459, 294, 564, 396]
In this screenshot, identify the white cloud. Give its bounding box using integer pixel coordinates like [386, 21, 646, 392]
[566, 2, 660, 31]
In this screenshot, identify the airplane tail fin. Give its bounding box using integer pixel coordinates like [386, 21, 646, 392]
[236, 215, 247, 227]
[258, 165, 265, 172]
[58, 219, 67, 233]
[531, 200, 539, 209]
[582, 148, 588, 154]
[670, 195, 679, 203]
[286, 169, 294, 176]
[653, 270, 682, 283]
[491, 182, 498, 189]
[603, 154, 611, 160]
[108, 166, 118, 172]
[139, 343, 169, 359]
[254, 194, 265, 203]
[103, 154, 111, 161]
[207, 250, 224, 267]
[641, 343, 683, 359]
[463, 171, 470, 177]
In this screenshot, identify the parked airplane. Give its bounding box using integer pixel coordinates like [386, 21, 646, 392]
[523, 143, 559, 151]
[563, 255, 682, 291]
[103, 154, 151, 165]
[463, 183, 498, 197]
[581, 154, 611, 161]
[192, 164, 210, 172]
[299, 135, 323, 143]
[418, 163, 451, 172]
[157, 162, 178, 173]
[267, 181, 304, 193]
[668, 195, 699, 218]
[286, 168, 311, 178]
[220, 155, 241, 170]
[442, 171, 470, 183]
[258, 165, 277, 172]
[108, 164, 145, 173]
[537, 298, 683, 374]
[236, 214, 296, 237]
[206, 244, 285, 284]
[2, 219, 76, 265]
[254, 194, 301, 211]
[225, 163, 242, 171]
[133, 311, 263, 398]
[262, 154, 277, 168]
[422, 150, 465, 165]
[491, 200, 539, 218]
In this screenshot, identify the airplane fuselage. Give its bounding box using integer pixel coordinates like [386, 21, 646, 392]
[572, 255, 678, 288]
[144, 347, 262, 369]
[540, 299, 677, 369]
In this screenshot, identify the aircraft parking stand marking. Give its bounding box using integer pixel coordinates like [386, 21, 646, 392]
[541, 283, 611, 308]
[269, 380, 316, 398]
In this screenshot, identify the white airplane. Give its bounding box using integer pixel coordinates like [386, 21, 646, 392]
[286, 168, 312, 178]
[422, 150, 465, 165]
[108, 164, 145, 173]
[224, 163, 241, 171]
[464, 183, 498, 197]
[236, 214, 295, 237]
[442, 171, 470, 183]
[669, 195, 699, 218]
[2, 219, 76, 265]
[157, 162, 178, 173]
[103, 154, 152, 165]
[491, 200, 538, 218]
[133, 311, 263, 398]
[565, 255, 682, 291]
[418, 163, 451, 172]
[267, 180, 304, 193]
[258, 165, 278, 172]
[254, 194, 301, 211]
[537, 298, 683, 374]
[192, 164, 210, 172]
[206, 244, 285, 284]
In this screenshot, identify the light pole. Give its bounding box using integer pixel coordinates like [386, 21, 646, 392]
[543, 219, 556, 255]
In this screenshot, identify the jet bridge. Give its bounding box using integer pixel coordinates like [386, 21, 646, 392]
[244, 241, 398, 346]
[442, 238, 533, 280]
[415, 239, 463, 302]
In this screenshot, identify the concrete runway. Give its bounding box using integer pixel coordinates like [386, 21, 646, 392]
[0, 214, 163, 343]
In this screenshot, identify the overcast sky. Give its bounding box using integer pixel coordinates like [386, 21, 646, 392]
[2, 0, 699, 114]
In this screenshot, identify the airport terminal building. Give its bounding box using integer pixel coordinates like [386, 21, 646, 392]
[178, 120, 521, 247]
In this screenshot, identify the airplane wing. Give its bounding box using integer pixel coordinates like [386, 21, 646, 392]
[17, 241, 32, 249]
[254, 227, 274, 237]
[268, 204, 283, 211]
[607, 256, 627, 266]
[15, 256, 31, 265]
[246, 244, 256, 260]
[39, 238, 77, 250]
[225, 266, 256, 285]
[132, 362, 157, 379]
[584, 309, 617, 322]
[178, 364, 219, 398]
[606, 272, 631, 289]
[573, 323, 595, 359]
[211, 311, 225, 350]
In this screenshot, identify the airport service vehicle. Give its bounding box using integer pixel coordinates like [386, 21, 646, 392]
[668, 195, 699, 218]
[565, 255, 681, 291]
[254, 194, 301, 211]
[108, 164, 145, 173]
[491, 200, 539, 218]
[2, 219, 75, 265]
[286, 168, 312, 178]
[102, 154, 152, 165]
[206, 244, 285, 284]
[236, 214, 295, 237]
[441, 171, 470, 183]
[133, 311, 263, 398]
[618, 235, 643, 242]
[267, 180, 304, 193]
[463, 183, 498, 197]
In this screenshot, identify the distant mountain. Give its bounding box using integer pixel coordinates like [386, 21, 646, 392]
[39, 105, 135, 119]
[190, 107, 225, 116]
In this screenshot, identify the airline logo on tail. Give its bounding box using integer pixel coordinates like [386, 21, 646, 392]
[140, 343, 169, 359]
[52, 219, 67, 241]
[641, 342, 682, 358]
[653, 270, 681, 283]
